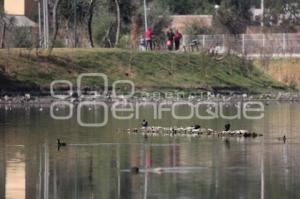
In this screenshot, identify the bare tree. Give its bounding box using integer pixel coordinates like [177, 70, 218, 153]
[102, 23, 113, 47]
[0, 16, 17, 49]
[130, 14, 142, 49]
[88, 0, 96, 47]
[50, 0, 62, 50]
[114, 0, 120, 46]
[0, 10, 5, 48]
[0, 22, 5, 48]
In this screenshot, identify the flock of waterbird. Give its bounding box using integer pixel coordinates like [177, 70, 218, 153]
[122, 122, 263, 139]
[124, 120, 288, 175]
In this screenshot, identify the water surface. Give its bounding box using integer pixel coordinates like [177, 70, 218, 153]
[0, 102, 300, 199]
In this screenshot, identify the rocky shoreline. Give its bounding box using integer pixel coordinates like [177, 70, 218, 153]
[0, 91, 300, 105]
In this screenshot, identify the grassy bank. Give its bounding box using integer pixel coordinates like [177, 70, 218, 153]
[0, 48, 289, 93]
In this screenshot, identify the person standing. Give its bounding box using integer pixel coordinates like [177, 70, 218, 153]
[174, 30, 183, 51]
[166, 29, 174, 51]
[139, 35, 146, 51]
[145, 27, 153, 50]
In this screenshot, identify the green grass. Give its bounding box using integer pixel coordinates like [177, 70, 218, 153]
[0, 48, 289, 93]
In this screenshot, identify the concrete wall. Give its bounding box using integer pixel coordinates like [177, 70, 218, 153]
[170, 15, 213, 33]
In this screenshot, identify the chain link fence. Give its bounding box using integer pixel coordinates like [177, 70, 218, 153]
[183, 33, 300, 57]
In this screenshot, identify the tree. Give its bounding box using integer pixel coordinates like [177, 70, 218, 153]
[146, 1, 172, 44]
[214, 0, 253, 34]
[130, 13, 142, 49]
[114, 0, 120, 46]
[128, 0, 171, 48]
[0, 0, 5, 48]
[88, 0, 96, 47]
[156, 0, 215, 15]
[50, 0, 62, 49]
[0, 15, 19, 48]
[263, 0, 300, 32]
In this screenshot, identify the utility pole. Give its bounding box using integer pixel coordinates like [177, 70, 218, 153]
[261, 0, 264, 27]
[43, 0, 46, 48]
[73, 0, 77, 48]
[34, 0, 42, 48]
[38, 0, 42, 48]
[46, 0, 49, 48]
[143, 0, 148, 32]
[42, 0, 49, 48]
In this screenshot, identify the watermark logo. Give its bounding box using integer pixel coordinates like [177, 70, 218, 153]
[50, 73, 265, 127]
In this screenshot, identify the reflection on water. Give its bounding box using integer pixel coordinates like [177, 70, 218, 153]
[5, 147, 25, 199]
[0, 102, 300, 198]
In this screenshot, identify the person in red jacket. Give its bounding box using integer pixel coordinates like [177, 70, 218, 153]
[174, 30, 183, 51]
[145, 27, 153, 50]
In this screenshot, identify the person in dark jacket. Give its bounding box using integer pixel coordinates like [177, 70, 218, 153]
[166, 29, 174, 51]
[174, 30, 183, 51]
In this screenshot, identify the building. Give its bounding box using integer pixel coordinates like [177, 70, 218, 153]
[0, 0, 38, 48]
[4, 0, 38, 20]
[249, 7, 263, 23]
[5, 0, 26, 15]
[0, 0, 38, 27]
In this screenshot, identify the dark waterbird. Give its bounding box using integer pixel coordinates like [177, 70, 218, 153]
[224, 123, 231, 131]
[142, 120, 148, 128]
[57, 139, 67, 150]
[172, 128, 177, 136]
[131, 167, 139, 174]
[193, 124, 201, 130]
[277, 135, 287, 143]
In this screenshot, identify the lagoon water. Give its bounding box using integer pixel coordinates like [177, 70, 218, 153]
[0, 102, 300, 199]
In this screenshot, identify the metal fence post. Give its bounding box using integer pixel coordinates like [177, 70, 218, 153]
[262, 34, 265, 49]
[242, 34, 245, 55]
[203, 35, 205, 48]
[222, 34, 225, 48]
[283, 33, 286, 53]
